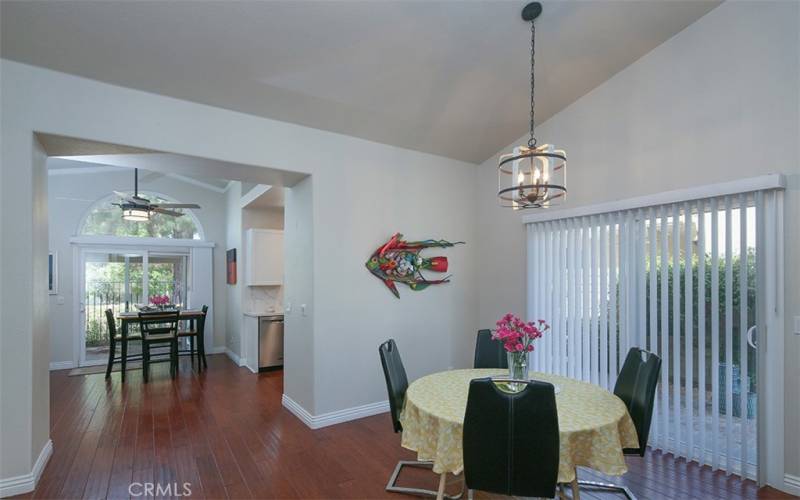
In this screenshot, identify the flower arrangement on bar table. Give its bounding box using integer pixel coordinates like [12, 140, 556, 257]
[492, 313, 549, 382]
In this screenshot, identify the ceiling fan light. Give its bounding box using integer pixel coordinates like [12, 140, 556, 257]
[122, 207, 150, 222]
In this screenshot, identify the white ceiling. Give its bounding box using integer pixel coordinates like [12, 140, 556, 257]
[47, 157, 232, 191]
[2, 1, 720, 163]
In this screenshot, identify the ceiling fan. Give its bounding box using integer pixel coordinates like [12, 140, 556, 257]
[113, 168, 201, 221]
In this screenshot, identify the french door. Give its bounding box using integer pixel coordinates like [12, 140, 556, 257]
[78, 248, 188, 366]
[525, 187, 784, 482]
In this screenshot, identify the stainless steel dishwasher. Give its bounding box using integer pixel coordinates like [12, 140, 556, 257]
[258, 315, 284, 371]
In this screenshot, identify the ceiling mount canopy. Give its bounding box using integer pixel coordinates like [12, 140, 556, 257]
[498, 2, 567, 210]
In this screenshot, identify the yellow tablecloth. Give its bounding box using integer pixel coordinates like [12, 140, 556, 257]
[399, 369, 639, 483]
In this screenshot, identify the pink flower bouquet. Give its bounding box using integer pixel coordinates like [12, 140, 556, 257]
[149, 294, 171, 307]
[492, 312, 549, 382]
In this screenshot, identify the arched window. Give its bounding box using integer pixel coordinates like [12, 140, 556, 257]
[79, 191, 205, 240]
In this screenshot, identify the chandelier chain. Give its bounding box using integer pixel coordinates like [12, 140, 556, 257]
[528, 20, 536, 149]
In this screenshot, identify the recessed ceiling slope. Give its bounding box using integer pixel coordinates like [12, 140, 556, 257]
[2, 1, 720, 163]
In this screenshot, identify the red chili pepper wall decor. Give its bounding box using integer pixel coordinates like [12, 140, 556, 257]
[365, 232, 464, 298]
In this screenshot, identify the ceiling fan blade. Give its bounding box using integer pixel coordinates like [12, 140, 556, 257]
[150, 203, 201, 209]
[151, 207, 183, 217]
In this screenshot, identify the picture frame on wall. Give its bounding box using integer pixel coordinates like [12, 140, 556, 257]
[48, 251, 58, 295]
[226, 248, 237, 285]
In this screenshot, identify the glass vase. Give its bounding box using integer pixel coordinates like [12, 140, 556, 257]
[507, 351, 529, 382]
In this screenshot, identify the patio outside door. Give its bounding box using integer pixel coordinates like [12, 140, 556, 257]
[78, 249, 189, 366]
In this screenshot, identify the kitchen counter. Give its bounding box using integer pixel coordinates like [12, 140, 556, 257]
[243, 311, 283, 318]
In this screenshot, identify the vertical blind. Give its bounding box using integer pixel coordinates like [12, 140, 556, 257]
[526, 188, 783, 480]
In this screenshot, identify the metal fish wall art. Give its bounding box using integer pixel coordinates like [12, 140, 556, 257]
[365, 232, 464, 298]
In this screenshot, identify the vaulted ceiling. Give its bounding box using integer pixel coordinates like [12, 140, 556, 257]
[1, 0, 720, 163]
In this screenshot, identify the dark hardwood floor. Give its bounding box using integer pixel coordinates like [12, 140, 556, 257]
[21, 354, 796, 499]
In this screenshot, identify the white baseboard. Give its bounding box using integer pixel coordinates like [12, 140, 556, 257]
[49, 361, 74, 371]
[281, 394, 389, 430]
[224, 348, 245, 367]
[206, 346, 225, 355]
[0, 439, 52, 497]
[782, 474, 800, 496]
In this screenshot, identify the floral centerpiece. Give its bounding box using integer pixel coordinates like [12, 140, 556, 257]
[148, 294, 172, 310]
[492, 313, 549, 381]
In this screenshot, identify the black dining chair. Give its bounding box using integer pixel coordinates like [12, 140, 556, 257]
[104, 308, 142, 381]
[578, 347, 662, 499]
[178, 305, 208, 370]
[379, 339, 460, 499]
[473, 329, 508, 369]
[139, 310, 180, 383]
[462, 378, 561, 499]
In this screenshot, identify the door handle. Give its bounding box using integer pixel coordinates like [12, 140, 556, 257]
[79, 301, 85, 313]
[746, 325, 757, 349]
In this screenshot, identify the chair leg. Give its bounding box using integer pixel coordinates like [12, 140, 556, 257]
[105, 337, 115, 379]
[385, 461, 462, 499]
[199, 334, 207, 370]
[171, 339, 178, 379]
[576, 480, 635, 500]
[121, 337, 128, 383]
[142, 342, 149, 383]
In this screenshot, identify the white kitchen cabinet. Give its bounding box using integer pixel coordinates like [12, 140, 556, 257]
[245, 228, 283, 286]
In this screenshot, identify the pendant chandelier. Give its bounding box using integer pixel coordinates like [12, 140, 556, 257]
[498, 2, 566, 210]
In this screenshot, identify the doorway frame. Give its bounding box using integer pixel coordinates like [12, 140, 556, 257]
[70, 235, 214, 367]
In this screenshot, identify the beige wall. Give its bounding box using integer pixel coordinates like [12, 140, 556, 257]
[476, 0, 799, 485]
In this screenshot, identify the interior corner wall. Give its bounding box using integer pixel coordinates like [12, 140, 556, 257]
[283, 176, 314, 412]
[475, 0, 800, 483]
[225, 181, 243, 358]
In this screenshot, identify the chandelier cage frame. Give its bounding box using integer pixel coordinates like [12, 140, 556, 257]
[498, 2, 567, 210]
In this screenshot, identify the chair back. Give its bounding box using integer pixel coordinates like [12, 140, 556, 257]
[473, 329, 508, 369]
[378, 339, 409, 433]
[614, 347, 662, 455]
[105, 309, 117, 339]
[198, 305, 209, 333]
[138, 310, 180, 340]
[463, 378, 559, 497]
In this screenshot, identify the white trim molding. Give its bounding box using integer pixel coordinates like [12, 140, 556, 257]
[783, 474, 800, 496]
[224, 348, 245, 367]
[281, 394, 389, 430]
[70, 235, 214, 248]
[778, 474, 800, 496]
[0, 439, 53, 497]
[49, 361, 74, 371]
[522, 174, 786, 225]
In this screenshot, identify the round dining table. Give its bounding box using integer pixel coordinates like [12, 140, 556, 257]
[399, 368, 639, 497]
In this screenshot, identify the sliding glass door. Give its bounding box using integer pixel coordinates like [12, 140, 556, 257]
[525, 188, 783, 481]
[79, 248, 188, 366]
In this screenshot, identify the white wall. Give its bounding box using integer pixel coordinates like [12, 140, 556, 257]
[46, 168, 229, 366]
[225, 181, 244, 358]
[0, 127, 50, 482]
[0, 21, 472, 490]
[283, 176, 315, 411]
[476, 0, 800, 483]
